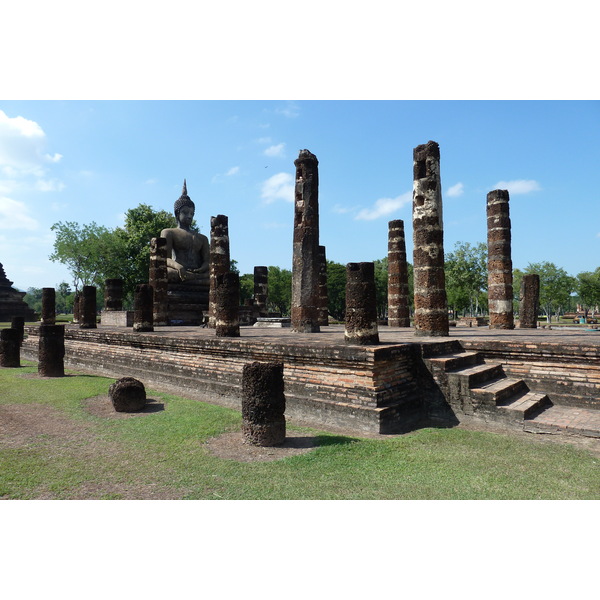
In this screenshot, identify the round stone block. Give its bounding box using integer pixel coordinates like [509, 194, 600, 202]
[109, 377, 147, 412]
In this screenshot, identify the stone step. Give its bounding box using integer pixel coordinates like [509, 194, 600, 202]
[425, 351, 481, 372]
[451, 362, 504, 388]
[498, 391, 551, 419]
[470, 377, 529, 405]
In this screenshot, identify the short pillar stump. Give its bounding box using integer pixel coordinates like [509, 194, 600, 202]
[109, 377, 147, 412]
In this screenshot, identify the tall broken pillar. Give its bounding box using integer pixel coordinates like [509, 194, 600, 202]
[149, 238, 168, 326]
[387, 219, 410, 327]
[519, 274, 539, 329]
[318, 246, 328, 326]
[209, 215, 230, 328]
[412, 141, 449, 337]
[291, 149, 320, 333]
[253, 266, 268, 317]
[487, 189, 514, 329]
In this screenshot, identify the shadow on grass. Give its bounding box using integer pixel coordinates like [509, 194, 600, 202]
[313, 434, 362, 447]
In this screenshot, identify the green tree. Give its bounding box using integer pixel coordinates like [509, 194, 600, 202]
[373, 258, 388, 319]
[445, 242, 487, 318]
[239, 273, 254, 305]
[55, 281, 74, 314]
[326, 261, 347, 321]
[23, 287, 43, 314]
[525, 261, 575, 322]
[267, 266, 292, 315]
[576, 268, 600, 318]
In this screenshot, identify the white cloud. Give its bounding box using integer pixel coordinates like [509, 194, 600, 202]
[332, 203, 358, 215]
[354, 191, 412, 221]
[0, 196, 40, 230]
[264, 143, 285, 158]
[256, 137, 272, 144]
[225, 166, 240, 176]
[144, 178, 158, 185]
[36, 178, 66, 192]
[261, 172, 294, 204]
[493, 179, 541, 194]
[447, 182, 464, 197]
[275, 102, 300, 118]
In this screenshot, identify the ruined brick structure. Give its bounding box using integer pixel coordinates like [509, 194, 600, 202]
[38, 324, 65, 377]
[0, 328, 20, 367]
[519, 274, 540, 329]
[387, 219, 410, 327]
[0, 262, 35, 322]
[253, 266, 269, 317]
[149, 238, 168, 326]
[344, 262, 379, 345]
[215, 272, 240, 337]
[412, 141, 449, 337]
[104, 279, 124, 312]
[80, 286, 97, 329]
[209, 215, 230, 328]
[318, 246, 329, 326]
[133, 284, 154, 332]
[41, 288, 56, 325]
[487, 189, 514, 329]
[291, 149, 320, 333]
[241, 361, 286, 446]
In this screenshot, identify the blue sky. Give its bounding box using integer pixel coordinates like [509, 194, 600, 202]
[0, 100, 598, 291]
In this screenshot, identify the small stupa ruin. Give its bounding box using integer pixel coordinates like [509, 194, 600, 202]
[0, 262, 36, 322]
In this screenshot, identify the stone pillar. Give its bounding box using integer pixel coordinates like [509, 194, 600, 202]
[215, 272, 240, 337]
[209, 215, 230, 328]
[41, 287, 56, 325]
[109, 377, 147, 412]
[149, 237, 168, 326]
[344, 262, 379, 345]
[79, 286, 97, 329]
[291, 149, 320, 333]
[104, 278, 123, 311]
[11, 316, 24, 344]
[487, 189, 514, 329]
[412, 141, 449, 337]
[73, 292, 81, 324]
[242, 361, 286, 446]
[38, 324, 65, 377]
[0, 328, 20, 367]
[388, 219, 410, 327]
[318, 246, 329, 326]
[519, 274, 540, 329]
[253, 266, 269, 317]
[133, 284, 154, 332]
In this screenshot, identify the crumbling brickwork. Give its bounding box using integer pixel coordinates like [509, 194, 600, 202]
[387, 219, 410, 327]
[209, 215, 230, 328]
[344, 262, 379, 345]
[519, 274, 539, 329]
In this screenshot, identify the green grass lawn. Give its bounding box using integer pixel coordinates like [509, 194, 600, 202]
[1, 363, 598, 500]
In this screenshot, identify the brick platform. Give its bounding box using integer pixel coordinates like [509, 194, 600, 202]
[19, 324, 600, 440]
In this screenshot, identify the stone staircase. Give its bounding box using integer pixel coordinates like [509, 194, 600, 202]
[421, 341, 552, 427]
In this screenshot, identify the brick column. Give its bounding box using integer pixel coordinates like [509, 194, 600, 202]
[0, 328, 20, 367]
[318, 246, 329, 326]
[38, 324, 65, 377]
[104, 278, 123, 311]
[412, 141, 449, 337]
[11, 316, 24, 344]
[487, 189, 514, 329]
[149, 237, 168, 325]
[79, 286, 97, 329]
[344, 262, 379, 345]
[215, 272, 240, 337]
[73, 292, 81, 324]
[387, 219, 410, 327]
[209, 215, 230, 328]
[242, 361, 286, 446]
[291, 149, 320, 333]
[133, 284, 154, 332]
[253, 266, 268, 317]
[519, 274, 539, 329]
[41, 287, 56, 325]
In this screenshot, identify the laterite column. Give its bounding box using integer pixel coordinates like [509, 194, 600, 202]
[149, 237, 168, 326]
[291, 149, 320, 333]
[215, 272, 240, 337]
[388, 219, 410, 327]
[133, 284, 154, 332]
[41, 287, 56, 325]
[318, 246, 329, 326]
[209, 215, 230, 328]
[79, 286, 97, 329]
[487, 189, 514, 329]
[104, 278, 124, 311]
[11, 316, 24, 344]
[73, 292, 81, 324]
[0, 329, 20, 367]
[38, 324, 65, 377]
[344, 262, 379, 345]
[519, 274, 539, 329]
[412, 141, 449, 337]
[242, 361, 286, 446]
[253, 266, 268, 317]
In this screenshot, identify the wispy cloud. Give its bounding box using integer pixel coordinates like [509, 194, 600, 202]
[225, 166, 240, 176]
[212, 166, 240, 183]
[354, 192, 412, 221]
[447, 182, 464, 197]
[275, 102, 300, 119]
[35, 178, 66, 192]
[256, 137, 272, 144]
[264, 143, 285, 158]
[261, 172, 294, 204]
[493, 179, 541, 194]
[0, 196, 39, 230]
[332, 203, 359, 215]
